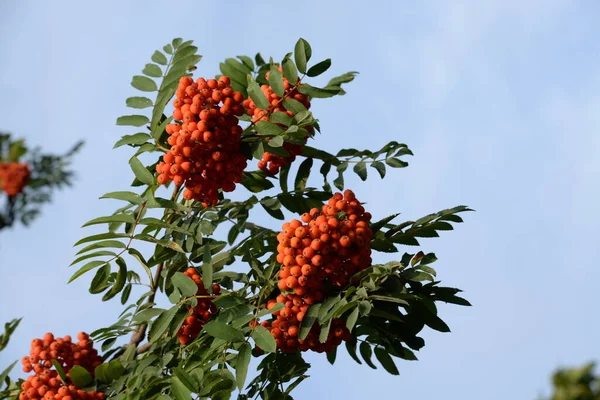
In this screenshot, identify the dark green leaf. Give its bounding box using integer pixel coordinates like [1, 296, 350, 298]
[375, 347, 399, 375]
[68, 260, 108, 283]
[133, 308, 165, 323]
[306, 59, 331, 77]
[294, 158, 313, 192]
[386, 157, 409, 168]
[294, 38, 312, 74]
[297, 83, 340, 98]
[360, 342, 377, 369]
[371, 161, 386, 178]
[353, 162, 367, 181]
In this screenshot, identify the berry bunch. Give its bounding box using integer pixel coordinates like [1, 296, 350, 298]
[258, 294, 351, 354]
[263, 190, 372, 353]
[242, 67, 312, 175]
[0, 162, 30, 196]
[19, 332, 104, 400]
[156, 76, 247, 206]
[176, 268, 220, 345]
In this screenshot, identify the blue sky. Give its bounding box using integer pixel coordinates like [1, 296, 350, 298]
[1, 1, 599, 399]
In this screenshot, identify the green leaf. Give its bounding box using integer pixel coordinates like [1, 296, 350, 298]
[298, 83, 340, 98]
[51, 360, 69, 383]
[268, 65, 285, 97]
[116, 115, 150, 127]
[251, 325, 276, 353]
[172, 272, 198, 297]
[68, 260, 108, 283]
[69, 365, 93, 388]
[114, 132, 152, 148]
[132, 308, 165, 323]
[90, 264, 111, 294]
[100, 191, 143, 205]
[171, 376, 193, 400]
[126, 97, 153, 109]
[149, 306, 178, 343]
[143, 63, 163, 78]
[152, 50, 168, 65]
[236, 343, 251, 390]
[82, 214, 135, 228]
[173, 367, 198, 392]
[128, 248, 153, 283]
[294, 158, 313, 192]
[70, 251, 116, 266]
[134, 234, 185, 253]
[345, 339, 362, 365]
[299, 304, 321, 340]
[371, 161, 386, 178]
[269, 136, 284, 147]
[0, 360, 17, 386]
[386, 157, 409, 168]
[294, 38, 312, 74]
[270, 112, 293, 126]
[203, 321, 245, 342]
[282, 98, 307, 115]
[280, 164, 290, 192]
[95, 360, 125, 383]
[306, 58, 331, 77]
[7, 140, 26, 162]
[121, 284, 132, 304]
[241, 171, 274, 193]
[131, 75, 157, 92]
[202, 246, 213, 292]
[237, 55, 255, 70]
[247, 75, 270, 110]
[374, 347, 399, 375]
[360, 342, 377, 369]
[353, 162, 367, 181]
[108, 258, 127, 296]
[282, 58, 298, 84]
[346, 307, 359, 331]
[163, 44, 173, 54]
[319, 319, 332, 344]
[129, 156, 155, 185]
[255, 121, 284, 136]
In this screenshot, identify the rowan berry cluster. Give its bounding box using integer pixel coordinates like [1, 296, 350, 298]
[177, 268, 220, 345]
[262, 190, 373, 353]
[0, 162, 30, 196]
[243, 67, 312, 175]
[156, 76, 247, 206]
[19, 332, 104, 400]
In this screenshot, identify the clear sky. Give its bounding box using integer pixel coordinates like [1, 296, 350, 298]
[1, 1, 599, 399]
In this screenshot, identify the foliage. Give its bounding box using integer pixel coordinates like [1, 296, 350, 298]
[2, 37, 472, 400]
[541, 362, 600, 400]
[0, 133, 83, 230]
